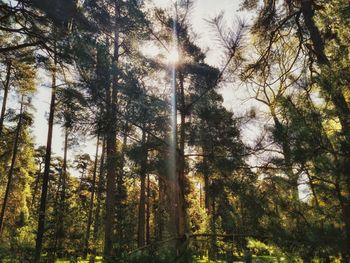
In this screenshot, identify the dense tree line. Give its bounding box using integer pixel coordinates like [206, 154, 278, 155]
[0, 0, 350, 262]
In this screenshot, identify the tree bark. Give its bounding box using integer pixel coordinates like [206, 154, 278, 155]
[137, 130, 147, 247]
[146, 173, 151, 245]
[115, 120, 128, 253]
[93, 138, 105, 258]
[56, 126, 69, 257]
[203, 156, 211, 214]
[30, 161, 43, 209]
[52, 160, 64, 261]
[103, 1, 120, 259]
[300, 0, 329, 65]
[0, 60, 11, 137]
[209, 199, 217, 260]
[137, 164, 146, 247]
[0, 95, 24, 235]
[34, 51, 57, 263]
[176, 74, 188, 238]
[84, 135, 100, 259]
[155, 176, 164, 241]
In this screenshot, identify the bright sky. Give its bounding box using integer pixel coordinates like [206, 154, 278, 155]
[30, 0, 254, 161]
[152, 0, 244, 65]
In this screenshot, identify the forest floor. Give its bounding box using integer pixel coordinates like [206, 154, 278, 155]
[54, 255, 277, 262]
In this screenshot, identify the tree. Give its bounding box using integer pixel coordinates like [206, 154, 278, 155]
[0, 96, 33, 233]
[238, 0, 350, 259]
[0, 51, 35, 137]
[30, 0, 89, 259]
[83, 135, 100, 259]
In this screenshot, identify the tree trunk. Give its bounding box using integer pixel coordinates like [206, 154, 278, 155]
[137, 166, 146, 248]
[300, 0, 329, 65]
[93, 138, 105, 258]
[34, 52, 57, 263]
[104, 1, 120, 259]
[0, 60, 11, 137]
[169, 73, 189, 259]
[0, 95, 24, 235]
[146, 173, 151, 245]
[84, 135, 100, 259]
[155, 176, 165, 241]
[52, 162, 64, 261]
[137, 130, 147, 247]
[203, 156, 211, 214]
[176, 74, 188, 238]
[104, 131, 117, 260]
[56, 126, 69, 257]
[115, 120, 128, 254]
[30, 162, 43, 209]
[209, 199, 217, 260]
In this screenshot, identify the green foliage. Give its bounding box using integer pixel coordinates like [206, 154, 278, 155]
[126, 245, 194, 263]
[1, 0, 350, 262]
[247, 239, 282, 257]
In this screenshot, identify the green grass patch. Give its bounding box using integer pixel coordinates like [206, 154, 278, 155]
[55, 256, 103, 262]
[193, 256, 225, 262]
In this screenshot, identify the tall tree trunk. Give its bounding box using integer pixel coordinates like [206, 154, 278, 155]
[104, 1, 120, 259]
[209, 199, 217, 260]
[34, 51, 57, 263]
[146, 173, 151, 245]
[104, 120, 117, 260]
[137, 165, 146, 248]
[93, 139, 106, 243]
[155, 176, 165, 241]
[137, 130, 147, 248]
[0, 60, 11, 137]
[115, 120, 128, 253]
[57, 126, 69, 257]
[52, 164, 64, 261]
[84, 135, 100, 259]
[170, 73, 189, 260]
[199, 183, 203, 208]
[93, 138, 105, 258]
[30, 162, 43, 209]
[202, 155, 211, 214]
[0, 95, 24, 234]
[176, 74, 187, 238]
[300, 0, 329, 65]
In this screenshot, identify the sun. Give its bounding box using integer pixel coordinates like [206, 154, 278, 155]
[168, 48, 179, 63]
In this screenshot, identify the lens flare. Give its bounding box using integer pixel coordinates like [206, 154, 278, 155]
[168, 48, 179, 63]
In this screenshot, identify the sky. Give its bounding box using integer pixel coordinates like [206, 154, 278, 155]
[29, 0, 252, 158]
[152, 0, 246, 67]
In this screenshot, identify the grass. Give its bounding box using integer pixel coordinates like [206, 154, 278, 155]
[55, 255, 276, 263]
[194, 255, 281, 263]
[56, 256, 103, 262]
[194, 257, 225, 263]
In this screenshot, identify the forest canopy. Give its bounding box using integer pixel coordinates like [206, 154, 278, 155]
[0, 0, 350, 262]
